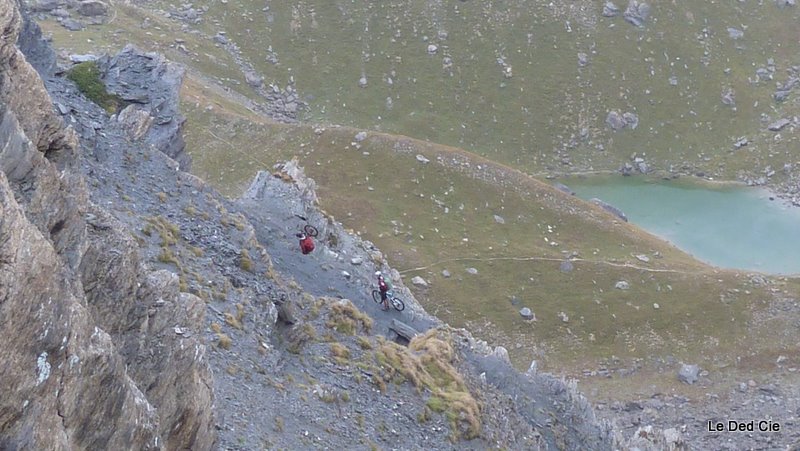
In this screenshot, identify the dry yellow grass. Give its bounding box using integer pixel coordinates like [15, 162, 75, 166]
[373, 329, 481, 440]
[325, 300, 373, 335]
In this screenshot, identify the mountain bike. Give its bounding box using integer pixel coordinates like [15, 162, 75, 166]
[372, 289, 405, 311]
[301, 224, 318, 237]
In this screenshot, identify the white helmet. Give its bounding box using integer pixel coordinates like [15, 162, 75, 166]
[374, 271, 382, 277]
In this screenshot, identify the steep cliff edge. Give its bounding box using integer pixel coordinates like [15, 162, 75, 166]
[0, 0, 213, 449]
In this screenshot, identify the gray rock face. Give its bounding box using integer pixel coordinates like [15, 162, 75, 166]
[1, 4, 214, 448]
[76, 0, 108, 17]
[29, 0, 61, 12]
[623, 1, 650, 27]
[776, 0, 796, 7]
[678, 364, 700, 384]
[95, 45, 191, 170]
[69, 53, 97, 63]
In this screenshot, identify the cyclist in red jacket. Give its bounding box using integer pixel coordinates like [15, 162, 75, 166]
[297, 232, 315, 254]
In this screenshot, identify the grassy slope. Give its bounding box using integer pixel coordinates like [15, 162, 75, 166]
[146, 0, 800, 183]
[179, 82, 786, 377]
[41, 3, 800, 388]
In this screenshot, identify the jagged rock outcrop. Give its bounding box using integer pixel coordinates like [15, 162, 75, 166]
[0, 1, 213, 449]
[95, 45, 191, 170]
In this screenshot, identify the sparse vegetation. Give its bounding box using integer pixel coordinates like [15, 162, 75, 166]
[66, 61, 121, 113]
[286, 323, 317, 354]
[217, 333, 232, 350]
[239, 249, 253, 272]
[325, 300, 373, 335]
[329, 342, 350, 365]
[357, 336, 373, 350]
[374, 329, 481, 440]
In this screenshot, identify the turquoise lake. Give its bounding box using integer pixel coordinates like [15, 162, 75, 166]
[562, 176, 800, 275]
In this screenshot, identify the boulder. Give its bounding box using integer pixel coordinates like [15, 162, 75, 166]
[591, 198, 628, 222]
[411, 276, 428, 287]
[615, 280, 630, 290]
[441, 269, 451, 278]
[519, 307, 535, 320]
[606, 110, 627, 130]
[623, 1, 650, 27]
[117, 105, 153, 141]
[678, 364, 700, 384]
[244, 70, 263, 88]
[354, 131, 367, 142]
[602, 1, 620, 17]
[768, 118, 791, 131]
[77, 0, 109, 17]
[560, 260, 574, 273]
[553, 182, 575, 195]
[622, 112, 639, 129]
[727, 27, 744, 40]
[350, 256, 363, 265]
[493, 214, 505, 224]
[61, 18, 84, 31]
[466, 267, 479, 275]
[416, 154, 430, 164]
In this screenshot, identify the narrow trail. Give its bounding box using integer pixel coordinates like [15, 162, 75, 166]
[398, 255, 699, 275]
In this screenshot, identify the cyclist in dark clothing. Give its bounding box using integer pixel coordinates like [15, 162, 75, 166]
[375, 271, 393, 311]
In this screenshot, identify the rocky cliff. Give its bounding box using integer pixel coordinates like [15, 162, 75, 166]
[0, 0, 213, 449]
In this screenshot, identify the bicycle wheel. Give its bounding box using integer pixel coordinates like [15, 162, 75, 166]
[371, 290, 382, 305]
[391, 296, 405, 311]
[304, 224, 319, 237]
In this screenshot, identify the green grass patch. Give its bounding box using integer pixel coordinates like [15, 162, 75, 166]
[66, 61, 122, 113]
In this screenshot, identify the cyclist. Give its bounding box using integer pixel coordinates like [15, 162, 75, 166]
[296, 232, 315, 254]
[375, 271, 393, 311]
